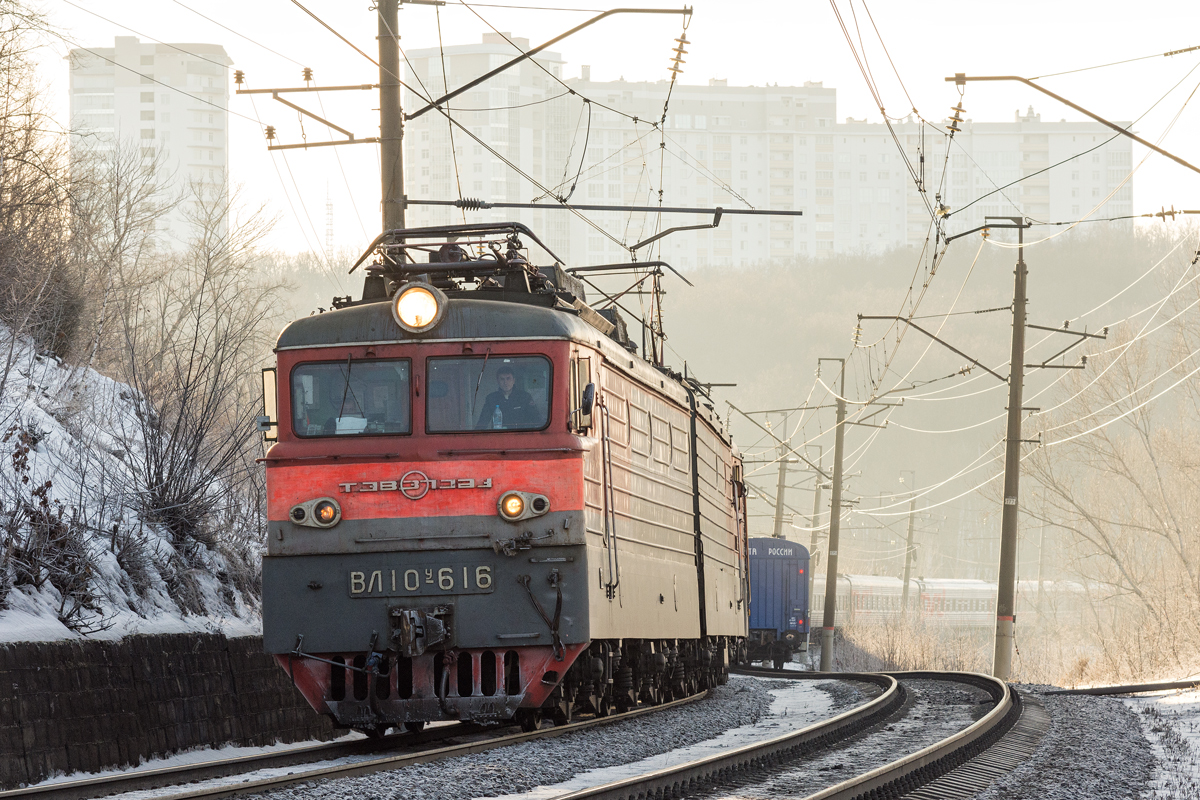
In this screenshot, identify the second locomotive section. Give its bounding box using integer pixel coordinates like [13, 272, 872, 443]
[261, 280, 747, 733]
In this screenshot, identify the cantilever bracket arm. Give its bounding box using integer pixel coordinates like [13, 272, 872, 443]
[946, 74, 1200, 177]
[631, 208, 722, 254]
[858, 314, 1007, 384]
[407, 7, 692, 121]
[272, 93, 355, 138]
[1026, 322, 1107, 368]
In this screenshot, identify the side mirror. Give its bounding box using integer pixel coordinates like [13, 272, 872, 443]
[581, 383, 595, 417]
[259, 367, 278, 442]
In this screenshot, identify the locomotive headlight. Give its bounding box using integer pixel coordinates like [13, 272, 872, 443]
[501, 493, 525, 519]
[497, 490, 550, 522]
[392, 282, 446, 333]
[314, 500, 338, 525]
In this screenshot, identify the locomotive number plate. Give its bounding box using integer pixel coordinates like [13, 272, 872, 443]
[348, 565, 494, 598]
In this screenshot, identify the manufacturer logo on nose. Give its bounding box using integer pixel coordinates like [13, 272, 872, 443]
[338, 473, 494, 499]
[400, 470, 431, 500]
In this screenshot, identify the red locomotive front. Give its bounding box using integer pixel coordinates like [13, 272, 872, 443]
[260, 224, 747, 734]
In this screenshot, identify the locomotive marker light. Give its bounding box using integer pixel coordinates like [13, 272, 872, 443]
[498, 490, 551, 522]
[289, 497, 342, 528]
[392, 282, 447, 333]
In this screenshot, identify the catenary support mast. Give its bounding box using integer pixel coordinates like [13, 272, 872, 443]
[818, 359, 846, 672]
[900, 471, 916, 615]
[378, 0, 406, 229]
[994, 224, 1027, 681]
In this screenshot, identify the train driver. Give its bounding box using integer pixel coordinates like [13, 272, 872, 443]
[476, 365, 537, 429]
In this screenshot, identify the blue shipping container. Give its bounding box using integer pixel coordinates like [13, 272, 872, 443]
[748, 538, 810, 636]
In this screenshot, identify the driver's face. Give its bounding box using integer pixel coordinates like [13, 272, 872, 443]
[498, 373, 515, 392]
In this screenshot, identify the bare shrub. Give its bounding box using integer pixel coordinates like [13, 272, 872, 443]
[0, 424, 111, 632]
[832, 617, 991, 673]
[113, 180, 285, 558]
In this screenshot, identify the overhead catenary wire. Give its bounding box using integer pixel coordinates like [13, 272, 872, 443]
[170, 0, 307, 67]
[1030, 43, 1200, 80]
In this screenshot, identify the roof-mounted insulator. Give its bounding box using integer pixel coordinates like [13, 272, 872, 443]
[669, 34, 689, 76]
[234, 70, 244, 86]
[265, 125, 276, 142]
[303, 67, 314, 85]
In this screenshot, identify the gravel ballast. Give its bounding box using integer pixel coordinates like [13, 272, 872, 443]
[244, 676, 789, 800]
[974, 685, 1155, 800]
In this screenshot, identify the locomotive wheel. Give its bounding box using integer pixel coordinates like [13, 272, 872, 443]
[550, 703, 573, 726]
[516, 709, 542, 732]
[403, 721, 426, 734]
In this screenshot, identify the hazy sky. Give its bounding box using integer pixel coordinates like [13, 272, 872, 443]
[36, 0, 1200, 256]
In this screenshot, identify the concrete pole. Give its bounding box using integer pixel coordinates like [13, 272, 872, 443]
[771, 442, 790, 539]
[993, 225, 1028, 681]
[819, 361, 846, 672]
[807, 448, 823, 651]
[378, 0, 406, 230]
[901, 493, 917, 615]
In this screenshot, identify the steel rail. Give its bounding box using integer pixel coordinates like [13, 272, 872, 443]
[548, 668, 1020, 800]
[804, 670, 1016, 800]
[1046, 677, 1200, 696]
[14, 691, 707, 800]
[550, 670, 901, 800]
[5, 723, 491, 800]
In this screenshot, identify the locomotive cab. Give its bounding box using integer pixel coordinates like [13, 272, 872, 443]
[259, 223, 748, 734]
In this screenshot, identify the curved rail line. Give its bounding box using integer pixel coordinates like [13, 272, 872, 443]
[9, 691, 708, 800]
[550, 668, 1021, 800]
[551, 669, 903, 800]
[1046, 677, 1200, 696]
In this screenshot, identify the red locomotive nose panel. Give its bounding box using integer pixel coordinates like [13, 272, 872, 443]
[267, 459, 583, 520]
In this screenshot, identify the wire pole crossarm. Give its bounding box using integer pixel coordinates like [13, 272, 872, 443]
[272, 93, 356, 138]
[1026, 324, 1107, 368]
[726, 402, 830, 480]
[406, 6, 693, 121]
[947, 74, 1200, 176]
[858, 315, 1007, 383]
[236, 84, 377, 95]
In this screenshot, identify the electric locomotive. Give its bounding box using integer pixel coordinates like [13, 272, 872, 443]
[258, 223, 748, 734]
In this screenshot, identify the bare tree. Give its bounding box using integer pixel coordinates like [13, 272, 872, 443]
[1023, 236, 1200, 681]
[115, 179, 286, 563]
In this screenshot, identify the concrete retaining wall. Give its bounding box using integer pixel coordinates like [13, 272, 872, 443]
[0, 633, 336, 790]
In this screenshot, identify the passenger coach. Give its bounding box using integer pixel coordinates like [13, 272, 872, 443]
[258, 223, 748, 734]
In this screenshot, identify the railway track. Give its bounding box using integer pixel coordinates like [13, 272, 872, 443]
[547, 668, 1045, 800]
[14, 668, 1062, 800]
[8, 691, 707, 800]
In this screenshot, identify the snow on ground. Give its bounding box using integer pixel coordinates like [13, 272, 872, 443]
[30, 729, 365, 788]
[0, 330, 260, 642]
[471, 678, 853, 800]
[1124, 687, 1200, 799]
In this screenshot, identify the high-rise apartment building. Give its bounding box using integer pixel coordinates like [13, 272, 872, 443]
[68, 36, 232, 246]
[405, 36, 1132, 265]
[404, 33, 571, 263]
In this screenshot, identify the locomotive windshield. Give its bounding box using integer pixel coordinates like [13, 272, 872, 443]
[427, 356, 551, 433]
[291, 359, 411, 437]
